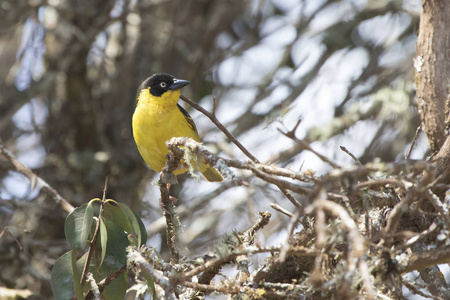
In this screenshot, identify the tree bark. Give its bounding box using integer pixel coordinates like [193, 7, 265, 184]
[416, 0, 450, 153]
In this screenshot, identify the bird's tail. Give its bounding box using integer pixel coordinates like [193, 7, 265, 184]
[201, 165, 223, 182]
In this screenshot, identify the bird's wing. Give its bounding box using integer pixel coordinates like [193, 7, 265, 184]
[177, 103, 199, 136]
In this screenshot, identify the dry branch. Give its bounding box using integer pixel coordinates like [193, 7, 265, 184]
[0, 144, 74, 213]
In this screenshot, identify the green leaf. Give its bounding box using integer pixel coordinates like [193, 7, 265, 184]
[103, 200, 133, 234]
[51, 251, 75, 300]
[118, 203, 147, 246]
[98, 217, 128, 275]
[99, 218, 108, 267]
[71, 250, 84, 300]
[134, 211, 148, 246]
[103, 271, 127, 300]
[65, 202, 94, 250]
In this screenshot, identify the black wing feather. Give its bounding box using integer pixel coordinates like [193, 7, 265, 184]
[177, 104, 198, 135]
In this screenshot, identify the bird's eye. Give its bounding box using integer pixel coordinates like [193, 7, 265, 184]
[160, 82, 167, 88]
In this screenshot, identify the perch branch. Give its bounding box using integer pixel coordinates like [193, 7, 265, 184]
[159, 151, 183, 264]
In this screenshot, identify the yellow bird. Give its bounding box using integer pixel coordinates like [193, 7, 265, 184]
[132, 73, 223, 182]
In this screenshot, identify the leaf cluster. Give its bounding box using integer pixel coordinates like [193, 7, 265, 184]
[51, 199, 149, 300]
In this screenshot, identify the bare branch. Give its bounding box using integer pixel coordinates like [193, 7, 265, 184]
[399, 244, 450, 274]
[270, 203, 295, 218]
[278, 127, 339, 169]
[180, 95, 259, 163]
[127, 248, 177, 300]
[0, 144, 74, 213]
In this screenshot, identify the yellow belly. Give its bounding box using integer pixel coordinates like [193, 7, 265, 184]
[132, 101, 199, 173]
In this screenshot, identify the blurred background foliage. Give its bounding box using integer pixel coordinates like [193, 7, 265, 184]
[0, 0, 422, 298]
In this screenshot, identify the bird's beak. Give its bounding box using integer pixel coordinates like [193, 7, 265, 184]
[169, 79, 191, 91]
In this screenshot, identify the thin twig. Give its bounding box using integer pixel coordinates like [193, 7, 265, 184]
[0, 144, 74, 213]
[249, 165, 310, 196]
[184, 245, 315, 280]
[183, 250, 241, 280]
[80, 177, 108, 287]
[219, 156, 313, 182]
[270, 203, 295, 218]
[403, 279, 443, 300]
[271, 187, 309, 230]
[278, 127, 339, 169]
[278, 207, 302, 262]
[405, 219, 439, 247]
[0, 227, 23, 250]
[212, 96, 217, 116]
[406, 125, 422, 159]
[180, 95, 259, 163]
[244, 211, 271, 241]
[279, 188, 304, 208]
[354, 178, 408, 191]
[340, 145, 362, 166]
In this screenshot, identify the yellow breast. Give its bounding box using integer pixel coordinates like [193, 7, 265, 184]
[132, 88, 199, 172]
